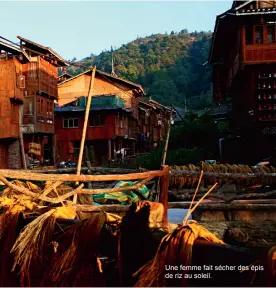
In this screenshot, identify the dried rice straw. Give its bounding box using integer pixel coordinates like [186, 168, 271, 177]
[10, 204, 76, 286]
[46, 212, 107, 287]
[133, 222, 224, 287]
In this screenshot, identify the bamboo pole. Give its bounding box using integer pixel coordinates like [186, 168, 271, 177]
[76, 66, 96, 185]
[0, 169, 165, 182]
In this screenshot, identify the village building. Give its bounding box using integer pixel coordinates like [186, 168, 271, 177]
[0, 39, 29, 168]
[56, 69, 171, 165]
[209, 0, 276, 163]
[18, 36, 69, 166]
[0, 36, 68, 168]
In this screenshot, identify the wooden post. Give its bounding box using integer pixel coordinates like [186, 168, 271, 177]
[155, 109, 172, 201]
[159, 165, 169, 229]
[19, 105, 27, 169]
[52, 134, 56, 165]
[76, 66, 96, 184]
[162, 109, 172, 165]
[108, 140, 111, 160]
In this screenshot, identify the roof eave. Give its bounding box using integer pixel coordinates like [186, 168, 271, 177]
[208, 10, 235, 64]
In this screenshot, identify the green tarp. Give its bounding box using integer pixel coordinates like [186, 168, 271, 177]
[78, 95, 124, 109]
[93, 180, 149, 205]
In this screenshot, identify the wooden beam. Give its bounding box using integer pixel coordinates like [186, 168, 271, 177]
[76, 66, 96, 183]
[26, 166, 142, 174]
[169, 202, 276, 210]
[0, 169, 165, 182]
[170, 169, 276, 179]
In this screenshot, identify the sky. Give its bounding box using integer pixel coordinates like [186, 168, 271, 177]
[0, 1, 232, 60]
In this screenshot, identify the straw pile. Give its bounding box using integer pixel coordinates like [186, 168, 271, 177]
[44, 212, 107, 287]
[0, 177, 121, 287]
[133, 222, 224, 287]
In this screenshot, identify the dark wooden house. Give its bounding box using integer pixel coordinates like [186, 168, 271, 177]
[0, 39, 30, 168]
[136, 98, 172, 153]
[209, 0, 276, 163]
[18, 36, 69, 164]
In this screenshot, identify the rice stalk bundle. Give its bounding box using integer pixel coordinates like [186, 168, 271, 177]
[0, 205, 25, 286]
[133, 222, 224, 287]
[0, 194, 38, 286]
[169, 163, 276, 188]
[267, 246, 276, 287]
[45, 212, 107, 287]
[10, 204, 77, 287]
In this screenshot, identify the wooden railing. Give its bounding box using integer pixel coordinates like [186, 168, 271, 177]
[0, 165, 170, 226]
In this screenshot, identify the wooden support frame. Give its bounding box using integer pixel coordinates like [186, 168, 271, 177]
[0, 169, 166, 182]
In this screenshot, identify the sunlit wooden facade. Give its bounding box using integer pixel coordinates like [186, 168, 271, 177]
[18, 36, 68, 164]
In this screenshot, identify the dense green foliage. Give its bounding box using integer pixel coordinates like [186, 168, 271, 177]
[66, 30, 213, 110]
[136, 113, 220, 169]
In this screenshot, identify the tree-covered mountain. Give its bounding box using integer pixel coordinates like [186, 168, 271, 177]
[66, 30, 213, 109]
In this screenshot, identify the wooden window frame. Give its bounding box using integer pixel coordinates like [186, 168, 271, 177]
[89, 113, 105, 127]
[267, 25, 276, 44]
[63, 117, 79, 128]
[245, 24, 276, 45]
[254, 25, 264, 44]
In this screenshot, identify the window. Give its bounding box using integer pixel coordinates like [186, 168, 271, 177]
[46, 100, 53, 124]
[267, 25, 275, 44]
[255, 26, 263, 44]
[89, 113, 105, 126]
[63, 118, 79, 128]
[245, 26, 253, 45]
[16, 74, 25, 89]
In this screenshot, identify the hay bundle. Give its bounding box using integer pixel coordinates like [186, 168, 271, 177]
[10, 204, 77, 287]
[44, 212, 107, 287]
[133, 222, 224, 287]
[267, 246, 276, 286]
[0, 196, 38, 286]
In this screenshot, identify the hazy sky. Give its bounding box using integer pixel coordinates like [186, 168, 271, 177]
[1, 1, 232, 60]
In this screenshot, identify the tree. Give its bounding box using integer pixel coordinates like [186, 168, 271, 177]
[180, 29, 188, 34]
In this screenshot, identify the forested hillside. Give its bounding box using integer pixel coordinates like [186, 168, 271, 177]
[66, 30, 213, 109]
